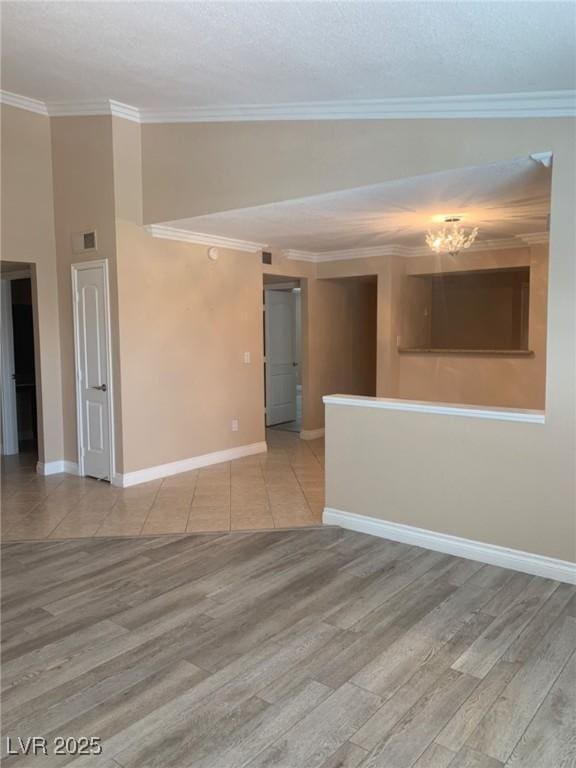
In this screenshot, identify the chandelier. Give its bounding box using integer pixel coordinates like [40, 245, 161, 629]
[426, 217, 479, 256]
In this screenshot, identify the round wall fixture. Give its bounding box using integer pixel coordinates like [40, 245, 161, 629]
[207, 247, 219, 261]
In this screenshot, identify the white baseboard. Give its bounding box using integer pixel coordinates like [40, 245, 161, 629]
[37, 460, 79, 476]
[323, 507, 576, 585]
[300, 428, 325, 440]
[112, 441, 268, 488]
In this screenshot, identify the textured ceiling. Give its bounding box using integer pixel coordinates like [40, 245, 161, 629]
[162, 156, 551, 253]
[2, 2, 575, 107]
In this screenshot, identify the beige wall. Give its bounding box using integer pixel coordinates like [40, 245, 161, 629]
[323, 119, 575, 564]
[1, 105, 64, 463]
[325, 403, 574, 562]
[109, 116, 146, 471]
[112, 116, 143, 226]
[316, 255, 404, 399]
[305, 277, 377, 430]
[115, 220, 265, 472]
[3, 106, 573, 531]
[50, 116, 121, 465]
[111, 118, 266, 473]
[316, 245, 547, 410]
[142, 119, 569, 223]
[396, 247, 548, 409]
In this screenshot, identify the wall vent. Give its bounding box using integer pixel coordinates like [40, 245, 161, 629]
[71, 229, 98, 255]
[262, 251, 272, 265]
[83, 231, 96, 250]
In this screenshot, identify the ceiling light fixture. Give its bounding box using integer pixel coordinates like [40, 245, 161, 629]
[425, 216, 479, 256]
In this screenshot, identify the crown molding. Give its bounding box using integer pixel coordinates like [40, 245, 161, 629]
[2, 90, 574, 123]
[109, 101, 141, 122]
[530, 151, 553, 168]
[283, 245, 410, 263]
[46, 99, 112, 117]
[145, 225, 267, 253]
[517, 232, 550, 246]
[315, 244, 419, 262]
[284, 234, 548, 263]
[0, 92, 138, 122]
[46, 99, 140, 122]
[282, 250, 319, 262]
[138, 90, 576, 122]
[0, 90, 48, 116]
[467, 236, 547, 253]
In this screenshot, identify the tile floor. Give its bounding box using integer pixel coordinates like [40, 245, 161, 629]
[1, 430, 325, 541]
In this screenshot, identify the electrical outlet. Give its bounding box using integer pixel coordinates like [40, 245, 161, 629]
[231, 419, 239, 432]
[243, 351, 251, 364]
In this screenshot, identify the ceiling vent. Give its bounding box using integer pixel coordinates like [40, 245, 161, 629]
[262, 251, 272, 265]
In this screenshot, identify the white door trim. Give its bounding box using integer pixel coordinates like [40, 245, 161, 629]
[71, 259, 116, 480]
[0, 279, 19, 454]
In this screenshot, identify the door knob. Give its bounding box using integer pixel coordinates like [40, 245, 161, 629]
[93, 384, 107, 392]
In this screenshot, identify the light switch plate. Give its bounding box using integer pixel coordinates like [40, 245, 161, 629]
[243, 352, 251, 364]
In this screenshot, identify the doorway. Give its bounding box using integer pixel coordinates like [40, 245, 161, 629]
[318, 275, 378, 400]
[1, 265, 38, 458]
[263, 276, 302, 433]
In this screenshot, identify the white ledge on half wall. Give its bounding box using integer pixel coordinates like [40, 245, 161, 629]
[323, 395, 546, 424]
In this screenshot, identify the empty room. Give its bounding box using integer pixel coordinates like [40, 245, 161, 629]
[1, 2, 575, 767]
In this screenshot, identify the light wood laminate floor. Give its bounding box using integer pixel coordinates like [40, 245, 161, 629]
[1, 528, 575, 767]
[1, 430, 325, 541]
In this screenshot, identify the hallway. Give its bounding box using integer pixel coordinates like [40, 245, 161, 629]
[1, 431, 325, 541]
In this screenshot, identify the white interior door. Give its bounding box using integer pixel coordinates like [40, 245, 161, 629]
[1, 280, 19, 455]
[72, 261, 114, 480]
[265, 289, 297, 426]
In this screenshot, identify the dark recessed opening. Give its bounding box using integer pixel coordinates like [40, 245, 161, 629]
[83, 231, 96, 250]
[402, 267, 531, 353]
